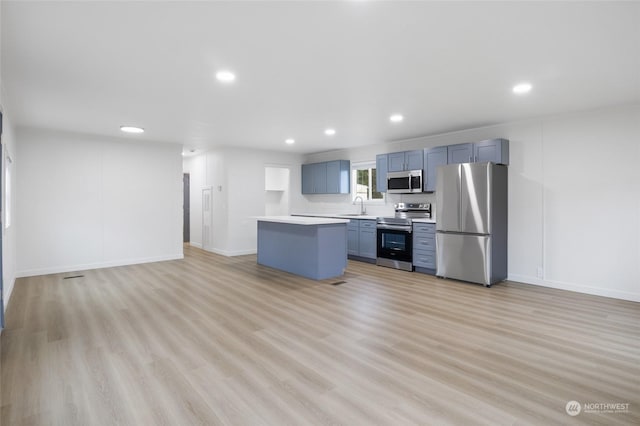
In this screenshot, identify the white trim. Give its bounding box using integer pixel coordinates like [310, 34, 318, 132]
[3, 276, 15, 313]
[3, 146, 12, 229]
[351, 160, 376, 168]
[189, 241, 203, 249]
[508, 274, 640, 302]
[206, 247, 257, 257]
[16, 254, 184, 278]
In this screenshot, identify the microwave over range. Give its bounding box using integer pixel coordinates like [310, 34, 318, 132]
[387, 170, 423, 194]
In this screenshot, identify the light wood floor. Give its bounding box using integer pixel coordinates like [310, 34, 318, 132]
[2, 245, 639, 425]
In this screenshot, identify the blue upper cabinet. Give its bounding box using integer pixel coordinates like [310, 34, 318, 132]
[423, 146, 448, 192]
[424, 139, 509, 192]
[376, 154, 388, 192]
[405, 150, 424, 170]
[301, 160, 349, 194]
[387, 152, 406, 172]
[301, 163, 314, 194]
[447, 143, 474, 164]
[326, 160, 350, 194]
[474, 138, 509, 165]
[388, 150, 423, 172]
[313, 162, 327, 193]
[448, 139, 509, 165]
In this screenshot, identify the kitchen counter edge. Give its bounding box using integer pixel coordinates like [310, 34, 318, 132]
[255, 216, 350, 225]
[292, 213, 380, 220]
[293, 213, 436, 223]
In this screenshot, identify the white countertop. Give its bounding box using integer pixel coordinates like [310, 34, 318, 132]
[294, 212, 436, 223]
[412, 218, 437, 223]
[255, 215, 350, 225]
[292, 213, 380, 220]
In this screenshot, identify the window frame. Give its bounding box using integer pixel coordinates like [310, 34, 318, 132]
[351, 160, 385, 204]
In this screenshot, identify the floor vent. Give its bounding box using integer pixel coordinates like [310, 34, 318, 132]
[330, 281, 346, 286]
[63, 275, 85, 280]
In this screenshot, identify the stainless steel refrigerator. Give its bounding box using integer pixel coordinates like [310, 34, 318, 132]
[435, 162, 507, 286]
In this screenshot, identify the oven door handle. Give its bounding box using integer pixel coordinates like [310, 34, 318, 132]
[377, 224, 413, 232]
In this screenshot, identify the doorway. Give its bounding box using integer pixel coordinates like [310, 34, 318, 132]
[183, 173, 190, 243]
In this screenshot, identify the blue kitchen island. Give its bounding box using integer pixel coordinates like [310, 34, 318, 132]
[256, 216, 349, 280]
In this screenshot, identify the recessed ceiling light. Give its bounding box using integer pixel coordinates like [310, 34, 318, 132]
[324, 128, 336, 136]
[513, 82, 532, 94]
[285, 138, 295, 145]
[216, 71, 236, 83]
[390, 114, 404, 123]
[120, 126, 144, 134]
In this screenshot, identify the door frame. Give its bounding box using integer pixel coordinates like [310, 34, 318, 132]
[0, 110, 4, 329]
[183, 173, 190, 243]
[202, 187, 213, 251]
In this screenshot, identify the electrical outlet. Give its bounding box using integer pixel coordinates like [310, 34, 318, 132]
[537, 266, 544, 279]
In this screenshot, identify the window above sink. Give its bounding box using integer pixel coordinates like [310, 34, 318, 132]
[351, 160, 385, 204]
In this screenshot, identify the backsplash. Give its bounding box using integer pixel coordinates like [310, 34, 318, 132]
[297, 192, 437, 219]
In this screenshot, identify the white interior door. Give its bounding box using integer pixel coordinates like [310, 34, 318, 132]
[202, 188, 212, 250]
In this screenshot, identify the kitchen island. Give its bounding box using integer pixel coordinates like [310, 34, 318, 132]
[255, 216, 349, 280]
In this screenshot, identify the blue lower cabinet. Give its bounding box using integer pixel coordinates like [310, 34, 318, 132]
[348, 219, 377, 262]
[413, 249, 435, 269]
[358, 225, 377, 259]
[347, 221, 359, 256]
[257, 221, 347, 280]
[413, 223, 436, 274]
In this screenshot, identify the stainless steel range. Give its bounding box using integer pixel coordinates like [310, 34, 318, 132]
[376, 203, 431, 271]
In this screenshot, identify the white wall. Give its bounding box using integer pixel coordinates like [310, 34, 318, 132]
[1, 0, 19, 315]
[1, 100, 18, 315]
[183, 147, 304, 256]
[541, 108, 640, 298]
[304, 104, 640, 302]
[16, 127, 183, 276]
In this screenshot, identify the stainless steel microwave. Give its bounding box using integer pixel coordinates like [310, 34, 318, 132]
[387, 170, 423, 193]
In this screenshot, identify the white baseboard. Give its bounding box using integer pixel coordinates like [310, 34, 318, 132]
[189, 242, 203, 249]
[16, 253, 185, 278]
[3, 276, 16, 312]
[508, 273, 640, 302]
[206, 247, 257, 257]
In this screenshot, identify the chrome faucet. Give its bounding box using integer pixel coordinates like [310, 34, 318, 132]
[353, 196, 366, 215]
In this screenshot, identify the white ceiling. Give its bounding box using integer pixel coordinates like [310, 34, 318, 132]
[2, 1, 639, 154]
